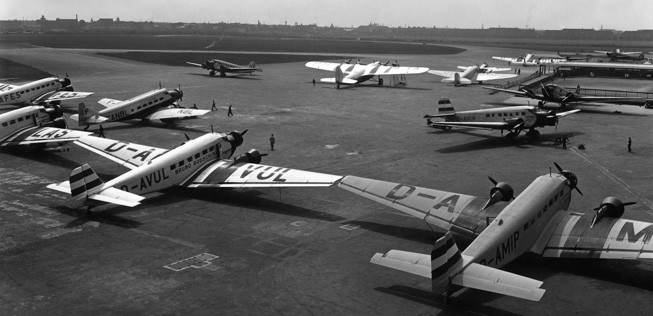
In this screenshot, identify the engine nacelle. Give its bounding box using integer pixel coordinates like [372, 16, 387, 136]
[590, 197, 635, 228]
[483, 178, 514, 210]
[44, 105, 64, 120]
[233, 149, 265, 164]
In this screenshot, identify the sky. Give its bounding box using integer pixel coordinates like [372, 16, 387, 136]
[2, 0, 651, 31]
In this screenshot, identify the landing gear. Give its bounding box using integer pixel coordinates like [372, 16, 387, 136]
[209, 70, 216, 77]
[85, 206, 94, 215]
[378, 78, 384, 86]
[526, 129, 540, 138]
[220, 71, 226, 78]
[505, 131, 519, 138]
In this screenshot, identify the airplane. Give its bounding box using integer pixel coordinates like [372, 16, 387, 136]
[428, 63, 517, 86]
[492, 54, 567, 67]
[0, 77, 93, 107]
[0, 105, 91, 149]
[69, 87, 209, 126]
[424, 98, 579, 138]
[338, 163, 652, 302]
[483, 83, 644, 107]
[305, 60, 429, 89]
[595, 49, 646, 61]
[186, 59, 262, 77]
[47, 130, 342, 209]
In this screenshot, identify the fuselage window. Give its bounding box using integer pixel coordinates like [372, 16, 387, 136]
[209, 146, 214, 152]
[170, 164, 176, 171]
[187, 157, 192, 162]
[17, 117, 23, 122]
[195, 153, 200, 159]
[179, 160, 184, 166]
[202, 149, 208, 155]
[1, 122, 7, 127]
[9, 119, 15, 124]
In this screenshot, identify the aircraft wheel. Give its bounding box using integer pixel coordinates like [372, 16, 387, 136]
[209, 71, 216, 77]
[220, 72, 226, 77]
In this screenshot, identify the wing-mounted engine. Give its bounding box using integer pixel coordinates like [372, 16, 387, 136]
[232, 149, 268, 165]
[482, 176, 514, 210]
[590, 197, 636, 228]
[533, 109, 558, 127]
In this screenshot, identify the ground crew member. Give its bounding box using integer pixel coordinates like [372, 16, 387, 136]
[312, 78, 316, 86]
[192, 103, 198, 109]
[628, 137, 632, 152]
[227, 104, 233, 117]
[98, 125, 105, 138]
[562, 137, 567, 149]
[269, 134, 275, 151]
[211, 100, 217, 111]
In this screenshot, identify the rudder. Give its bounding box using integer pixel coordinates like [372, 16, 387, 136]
[69, 163, 104, 206]
[431, 231, 464, 294]
[437, 98, 456, 115]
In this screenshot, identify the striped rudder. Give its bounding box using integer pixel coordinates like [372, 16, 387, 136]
[69, 164, 104, 201]
[431, 231, 463, 293]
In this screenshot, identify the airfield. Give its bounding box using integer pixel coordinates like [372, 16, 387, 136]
[1, 39, 652, 315]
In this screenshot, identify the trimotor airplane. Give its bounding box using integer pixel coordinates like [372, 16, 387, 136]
[424, 98, 579, 137]
[338, 163, 651, 302]
[484, 83, 644, 107]
[0, 77, 93, 107]
[70, 87, 209, 126]
[595, 49, 646, 61]
[0, 105, 91, 149]
[47, 131, 342, 209]
[305, 60, 429, 88]
[186, 59, 262, 77]
[492, 54, 567, 67]
[428, 63, 517, 86]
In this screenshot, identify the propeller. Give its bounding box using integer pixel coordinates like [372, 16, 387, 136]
[540, 83, 551, 99]
[184, 133, 190, 141]
[482, 176, 515, 210]
[553, 162, 582, 195]
[590, 197, 636, 227]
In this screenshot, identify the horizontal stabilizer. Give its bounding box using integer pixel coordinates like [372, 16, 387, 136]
[452, 263, 545, 301]
[370, 250, 431, 278]
[98, 98, 123, 108]
[46, 181, 144, 207]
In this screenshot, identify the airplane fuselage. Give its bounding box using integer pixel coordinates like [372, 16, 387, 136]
[0, 106, 65, 143]
[98, 88, 181, 122]
[102, 133, 235, 196]
[463, 173, 572, 268]
[0, 77, 70, 106]
[444, 106, 538, 127]
[340, 62, 383, 83]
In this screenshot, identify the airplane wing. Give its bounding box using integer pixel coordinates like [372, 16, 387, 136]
[429, 121, 514, 130]
[0, 83, 19, 92]
[0, 126, 92, 147]
[482, 86, 528, 96]
[320, 78, 358, 85]
[575, 96, 645, 104]
[143, 108, 210, 121]
[556, 109, 581, 118]
[37, 91, 94, 103]
[184, 160, 342, 188]
[492, 56, 517, 62]
[363, 65, 429, 76]
[227, 67, 260, 73]
[98, 98, 123, 108]
[484, 67, 512, 72]
[534, 212, 653, 259]
[186, 62, 204, 68]
[337, 175, 493, 235]
[475, 73, 518, 82]
[427, 70, 457, 78]
[305, 61, 342, 72]
[73, 135, 169, 169]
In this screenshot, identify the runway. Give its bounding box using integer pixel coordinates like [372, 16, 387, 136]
[1, 42, 652, 315]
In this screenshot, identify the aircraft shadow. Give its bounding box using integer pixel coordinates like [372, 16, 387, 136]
[187, 73, 262, 80]
[432, 129, 584, 153]
[1, 147, 83, 170]
[150, 187, 348, 222]
[342, 220, 435, 245]
[374, 285, 522, 315]
[55, 205, 143, 229]
[324, 83, 431, 91]
[82, 120, 209, 134]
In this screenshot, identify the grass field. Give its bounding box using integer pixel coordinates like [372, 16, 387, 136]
[98, 51, 351, 66]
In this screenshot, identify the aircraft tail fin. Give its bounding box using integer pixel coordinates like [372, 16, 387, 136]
[335, 65, 345, 85]
[575, 85, 581, 94]
[248, 61, 256, 69]
[77, 102, 99, 125]
[430, 231, 465, 294]
[525, 53, 534, 62]
[437, 98, 456, 115]
[68, 163, 105, 207]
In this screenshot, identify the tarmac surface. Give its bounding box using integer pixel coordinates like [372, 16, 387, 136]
[1, 43, 652, 315]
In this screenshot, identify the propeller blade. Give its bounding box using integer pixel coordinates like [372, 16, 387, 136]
[623, 202, 637, 206]
[240, 129, 248, 136]
[575, 187, 583, 196]
[553, 162, 564, 173]
[488, 176, 497, 185]
[184, 133, 190, 141]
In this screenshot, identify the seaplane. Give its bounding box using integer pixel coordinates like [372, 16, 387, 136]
[305, 60, 429, 88]
[424, 98, 579, 137]
[0, 105, 91, 149]
[0, 76, 93, 107]
[47, 130, 342, 209]
[70, 87, 209, 127]
[186, 59, 262, 77]
[483, 83, 645, 108]
[428, 63, 517, 86]
[338, 163, 651, 302]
